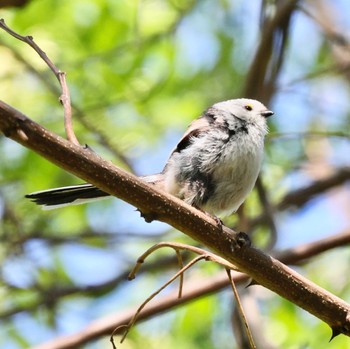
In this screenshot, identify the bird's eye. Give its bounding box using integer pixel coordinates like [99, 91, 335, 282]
[245, 105, 253, 111]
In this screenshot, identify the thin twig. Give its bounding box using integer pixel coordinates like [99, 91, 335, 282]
[226, 269, 256, 349]
[111, 255, 209, 346]
[0, 37, 133, 168]
[0, 18, 79, 145]
[175, 248, 184, 298]
[57, 72, 78, 144]
[110, 325, 127, 349]
[128, 242, 238, 281]
[113, 242, 240, 346]
[128, 241, 237, 299]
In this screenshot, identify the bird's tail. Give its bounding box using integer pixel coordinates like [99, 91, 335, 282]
[25, 184, 109, 210]
[25, 174, 164, 210]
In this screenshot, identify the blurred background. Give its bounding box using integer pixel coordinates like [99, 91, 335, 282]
[1, 0, 350, 348]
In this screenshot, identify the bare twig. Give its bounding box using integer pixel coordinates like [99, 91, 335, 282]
[175, 248, 184, 298]
[29, 230, 350, 349]
[227, 269, 256, 349]
[112, 242, 240, 346]
[111, 254, 209, 347]
[128, 242, 237, 281]
[0, 37, 134, 169]
[0, 19, 78, 145]
[57, 72, 77, 144]
[127, 242, 190, 299]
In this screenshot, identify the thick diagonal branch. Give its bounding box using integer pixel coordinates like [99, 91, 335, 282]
[1, 100, 350, 337]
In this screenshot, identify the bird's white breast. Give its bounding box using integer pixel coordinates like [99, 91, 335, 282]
[203, 124, 265, 216]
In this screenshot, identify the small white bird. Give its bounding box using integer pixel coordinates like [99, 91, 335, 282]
[26, 98, 273, 216]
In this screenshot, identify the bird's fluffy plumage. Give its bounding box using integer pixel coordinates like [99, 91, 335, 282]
[26, 98, 273, 216]
[163, 98, 271, 215]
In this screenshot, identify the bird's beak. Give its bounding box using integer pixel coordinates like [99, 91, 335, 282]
[261, 110, 274, 118]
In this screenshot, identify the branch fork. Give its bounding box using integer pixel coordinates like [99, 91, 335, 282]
[111, 242, 256, 349]
[0, 18, 78, 145]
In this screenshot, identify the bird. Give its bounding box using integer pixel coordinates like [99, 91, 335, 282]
[26, 98, 274, 217]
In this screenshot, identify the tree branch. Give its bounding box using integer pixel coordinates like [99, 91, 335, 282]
[0, 18, 78, 145]
[250, 167, 350, 228]
[1, 100, 350, 338]
[31, 229, 350, 349]
[238, 0, 299, 244]
[277, 167, 350, 210]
